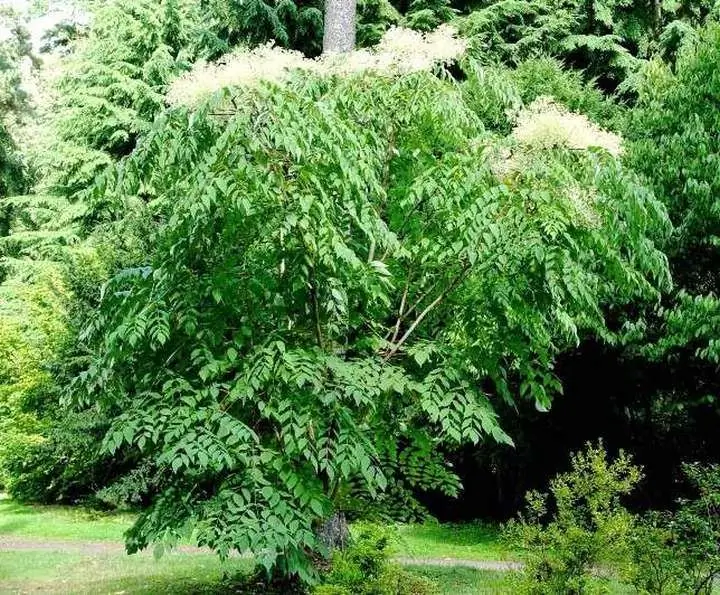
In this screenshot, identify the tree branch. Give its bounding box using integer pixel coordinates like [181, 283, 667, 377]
[309, 270, 324, 350]
[383, 263, 471, 361]
[390, 281, 409, 344]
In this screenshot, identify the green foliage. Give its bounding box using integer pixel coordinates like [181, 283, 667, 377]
[204, 0, 324, 57]
[626, 464, 720, 594]
[670, 464, 720, 593]
[0, 125, 25, 208]
[0, 194, 83, 264]
[625, 512, 689, 595]
[458, 0, 718, 86]
[404, 0, 456, 32]
[506, 442, 641, 594]
[460, 57, 619, 135]
[37, 0, 218, 198]
[71, 62, 670, 580]
[0, 243, 131, 503]
[626, 24, 720, 259]
[0, 8, 33, 117]
[357, 0, 401, 47]
[0, 10, 31, 206]
[0, 265, 69, 490]
[316, 524, 436, 595]
[623, 23, 720, 435]
[1, 409, 115, 503]
[460, 0, 579, 64]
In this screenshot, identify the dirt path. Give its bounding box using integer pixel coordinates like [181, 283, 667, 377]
[0, 537, 520, 572]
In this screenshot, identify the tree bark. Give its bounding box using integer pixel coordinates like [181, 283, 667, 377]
[322, 0, 357, 54]
[652, 0, 662, 37]
[316, 511, 350, 551]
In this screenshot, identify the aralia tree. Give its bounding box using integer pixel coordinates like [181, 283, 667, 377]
[74, 57, 671, 581]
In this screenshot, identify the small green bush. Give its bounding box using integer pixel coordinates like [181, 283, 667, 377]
[315, 524, 435, 595]
[624, 512, 688, 595]
[627, 464, 720, 595]
[506, 442, 641, 594]
[314, 586, 352, 595]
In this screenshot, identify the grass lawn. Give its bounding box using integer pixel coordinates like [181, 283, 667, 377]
[0, 496, 656, 594]
[0, 550, 255, 594]
[0, 552, 514, 594]
[408, 566, 512, 594]
[0, 496, 134, 542]
[0, 496, 518, 592]
[394, 521, 513, 561]
[0, 496, 514, 561]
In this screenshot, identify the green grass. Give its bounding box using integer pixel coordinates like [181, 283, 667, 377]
[0, 497, 514, 561]
[407, 566, 512, 594]
[0, 496, 518, 593]
[0, 551, 255, 594]
[0, 496, 134, 542]
[394, 521, 514, 561]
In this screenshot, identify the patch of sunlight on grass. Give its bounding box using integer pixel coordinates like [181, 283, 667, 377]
[0, 551, 254, 594]
[0, 495, 135, 541]
[394, 521, 514, 561]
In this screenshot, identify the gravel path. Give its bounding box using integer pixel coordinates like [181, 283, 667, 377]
[393, 556, 521, 571]
[0, 537, 520, 572]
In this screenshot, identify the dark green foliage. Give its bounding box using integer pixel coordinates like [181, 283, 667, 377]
[458, 0, 719, 88]
[404, 0, 456, 32]
[460, 0, 579, 64]
[0, 126, 26, 205]
[357, 0, 401, 47]
[203, 0, 324, 56]
[622, 23, 720, 466]
[40, 0, 222, 198]
[460, 57, 619, 135]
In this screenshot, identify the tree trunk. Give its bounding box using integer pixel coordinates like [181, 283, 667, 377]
[316, 511, 350, 551]
[322, 0, 356, 54]
[652, 0, 662, 37]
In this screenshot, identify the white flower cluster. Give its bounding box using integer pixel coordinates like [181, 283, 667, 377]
[167, 25, 467, 107]
[511, 97, 623, 156]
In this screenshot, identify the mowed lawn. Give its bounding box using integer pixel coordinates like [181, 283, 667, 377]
[0, 496, 515, 594]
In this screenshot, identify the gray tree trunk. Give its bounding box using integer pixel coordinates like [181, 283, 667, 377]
[322, 0, 357, 54]
[652, 0, 662, 37]
[317, 511, 350, 551]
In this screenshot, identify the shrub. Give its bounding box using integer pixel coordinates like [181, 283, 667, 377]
[315, 524, 435, 595]
[506, 442, 641, 594]
[625, 512, 689, 595]
[2, 409, 117, 503]
[672, 463, 720, 594]
[625, 464, 720, 594]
